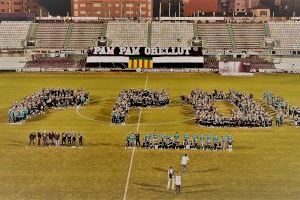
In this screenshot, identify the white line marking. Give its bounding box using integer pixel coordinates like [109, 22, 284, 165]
[123, 76, 148, 200]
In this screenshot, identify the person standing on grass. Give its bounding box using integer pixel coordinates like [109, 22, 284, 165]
[37, 131, 42, 146]
[167, 166, 175, 190]
[55, 132, 60, 147]
[79, 134, 83, 146]
[175, 172, 182, 194]
[135, 132, 140, 147]
[181, 154, 189, 175]
[29, 132, 36, 146]
[42, 131, 48, 146]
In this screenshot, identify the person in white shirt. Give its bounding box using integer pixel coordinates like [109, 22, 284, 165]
[167, 166, 175, 190]
[181, 154, 189, 174]
[175, 173, 181, 194]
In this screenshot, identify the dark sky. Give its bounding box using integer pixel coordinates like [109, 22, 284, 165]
[261, 0, 300, 16]
[37, 0, 70, 16]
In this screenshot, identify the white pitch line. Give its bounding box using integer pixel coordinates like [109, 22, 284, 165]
[123, 76, 148, 200]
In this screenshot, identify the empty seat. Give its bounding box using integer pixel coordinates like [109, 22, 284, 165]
[0, 22, 31, 49]
[151, 22, 194, 48]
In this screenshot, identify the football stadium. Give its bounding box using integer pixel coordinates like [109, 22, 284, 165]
[0, 2, 300, 199]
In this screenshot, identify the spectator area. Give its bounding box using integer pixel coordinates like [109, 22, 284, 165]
[151, 22, 194, 48]
[106, 21, 149, 47]
[0, 56, 27, 70]
[273, 57, 300, 70]
[231, 23, 266, 49]
[68, 23, 105, 49]
[0, 22, 31, 49]
[24, 57, 86, 71]
[268, 22, 300, 50]
[34, 23, 69, 49]
[197, 23, 233, 49]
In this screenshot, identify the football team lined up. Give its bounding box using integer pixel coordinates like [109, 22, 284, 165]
[125, 131, 234, 151]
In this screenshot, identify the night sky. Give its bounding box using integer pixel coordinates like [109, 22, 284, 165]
[37, 0, 71, 16]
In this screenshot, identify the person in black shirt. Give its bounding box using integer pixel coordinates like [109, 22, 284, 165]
[61, 133, 66, 146]
[135, 132, 140, 147]
[79, 134, 83, 146]
[72, 134, 76, 146]
[29, 132, 36, 146]
[67, 133, 72, 146]
[37, 131, 42, 146]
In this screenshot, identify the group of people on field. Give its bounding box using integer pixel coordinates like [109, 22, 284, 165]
[28, 131, 84, 147]
[125, 131, 234, 151]
[182, 89, 272, 127]
[264, 91, 300, 126]
[9, 88, 89, 123]
[112, 89, 170, 124]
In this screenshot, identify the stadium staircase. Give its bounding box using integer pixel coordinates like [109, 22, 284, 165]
[227, 24, 236, 48]
[147, 23, 152, 47]
[264, 23, 271, 37]
[102, 22, 107, 38]
[27, 23, 37, 40]
[193, 23, 198, 38]
[64, 23, 73, 49]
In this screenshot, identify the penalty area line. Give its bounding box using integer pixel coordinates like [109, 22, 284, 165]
[123, 75, 148, 200]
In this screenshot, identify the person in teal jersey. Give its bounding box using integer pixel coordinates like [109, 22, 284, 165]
[192, 134, 198, 149]
[183, 133, 189, 147]
[174, 132, 180, 149]
[144, 133, 150, 148]
[24, 107, 28, 117]
[213, 134, 218, 150]
[174, 132, 180, 141]
[221, 135, 226, 150]
[19, 109, 25, 120]
[227, 135, 234, 152]
[160, 133, 166, 149]
[206, 134, 211, 143]
[129, 133, 136, 148]
[8, 110, 14, 123]
[206, 134, 212, 150]
[199, 133, 205, 150]
[153, 132, 158, 139]
[13, 110, 19, 122]
[183, 133, 189, 140]
[125, 134, 130, 149]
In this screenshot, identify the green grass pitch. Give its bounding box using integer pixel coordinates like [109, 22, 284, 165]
[0, 72, 299, 200]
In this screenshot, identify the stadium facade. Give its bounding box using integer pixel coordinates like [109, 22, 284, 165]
[0, 13, 300, 73]
[71, 0, 153, 18]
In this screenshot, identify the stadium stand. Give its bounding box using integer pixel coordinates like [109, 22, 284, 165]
[197, 23, 233, 49]
[68, 23, 106, 49]
[222, 57, 275, 70]
[106, 21, 148, 47]
[0, 22, 31, 49]
[273, 57, 300, 70]
[204, 57, 219, 69]
[151, 22, 194, 48]
[0, 13, 34, 22]
[24, 57, 86, 71]
[34, 23, 69, 49]
[268, 22, 300, 50]
[231, 23, 266, 49]
[0, 56, 27, 71]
